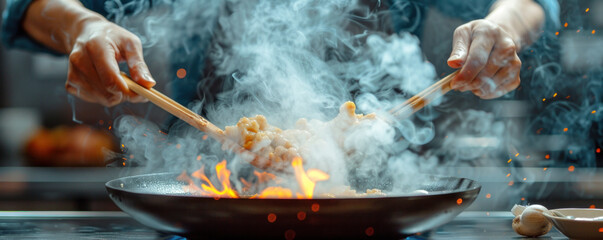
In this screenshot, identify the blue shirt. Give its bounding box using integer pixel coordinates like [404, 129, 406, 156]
[2, 0, 560, 107]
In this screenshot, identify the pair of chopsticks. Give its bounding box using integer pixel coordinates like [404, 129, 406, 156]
[121, 70, 459, 167]
[388, 70, 459, 119]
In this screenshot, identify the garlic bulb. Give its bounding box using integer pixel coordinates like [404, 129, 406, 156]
[511, 204, 553, 237]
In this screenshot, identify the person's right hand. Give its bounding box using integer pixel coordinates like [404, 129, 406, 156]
[66, 18, 156, 107]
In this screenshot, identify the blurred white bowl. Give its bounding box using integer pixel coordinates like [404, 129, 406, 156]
[543, 208, 603, 240]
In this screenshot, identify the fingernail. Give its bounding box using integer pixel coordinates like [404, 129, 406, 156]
[143, 72, 156, 84]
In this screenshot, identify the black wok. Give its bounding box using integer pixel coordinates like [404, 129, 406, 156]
[106, 173, 480, 239]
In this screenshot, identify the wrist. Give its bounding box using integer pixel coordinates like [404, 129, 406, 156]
[485, 10, 523, 50]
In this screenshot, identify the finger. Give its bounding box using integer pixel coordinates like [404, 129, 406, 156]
[461, 55, 502, 92]
[66, 68, 109, 105]
[120, 37, 156, 89]
[448, 25, 471, 69]
[453, 32, 496, 90]
[476, 64, 521, 99]
[70, 50, 125, 106]
[86, 40, 129, 95]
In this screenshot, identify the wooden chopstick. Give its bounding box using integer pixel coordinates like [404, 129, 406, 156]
[121, 73, 225, 139]
[120, 73, 275, 169]
[388, 70, 459, 118]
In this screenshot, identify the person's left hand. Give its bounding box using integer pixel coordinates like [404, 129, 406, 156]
[447, 19, 522, 99]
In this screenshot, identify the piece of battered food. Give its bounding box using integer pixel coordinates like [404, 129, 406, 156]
[224, 101, 375, 169]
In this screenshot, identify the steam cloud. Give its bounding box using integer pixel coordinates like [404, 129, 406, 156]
[107, 0, 600, 200]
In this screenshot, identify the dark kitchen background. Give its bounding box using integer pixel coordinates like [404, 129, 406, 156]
[0, 0, 601, 213]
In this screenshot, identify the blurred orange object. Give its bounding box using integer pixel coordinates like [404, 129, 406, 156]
[24, 125, 117, 167]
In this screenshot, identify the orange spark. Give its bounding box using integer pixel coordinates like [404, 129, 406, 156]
[297, 211, 306, 221]
[593, 30, 596, 34]
[553, 93, 558, 97]
[176, 68, 187, 79]
[577, 29, 581, 33]
[563, 128, 568, 132]
[597, 148, 601, 153]
[521, 197, 525, 201]
[564, 22, 568, 27]
[555, 31, 559, 36]
[508, 181, 514, 186]
[543, 168, 548, 171]
[515, 153, 520, 157]
[590, 204, 596, 209]
[365, 227, 375, 237]
[202, 135, 208, 140]
[523, 178, 527, 181]
[568, 165, 575, 172]
[592, 110, 597, 114]
[508, 159, 512, 163]
[486, 193, 491, 199]
[267, 213, 277, 223]
[586, 8, 590, 12]
[545, 154, 550, 159]
[196, 155, 202, 161]
[599, 228, 603, 233]
[311, 203, 320, 212]
[456, 198, 463, 205]
[542, 98, 546, 102]
[506, 173, 511, 177]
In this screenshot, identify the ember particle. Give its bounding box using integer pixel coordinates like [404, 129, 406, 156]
[515, 153, 519, 157]
[593, 30, 596, 34]
[285, 229, 296, 240]
[508, 159, 512, 163]
[553, 93, 557, 97]
[555, 31, 559, 36]
[545, 154, 550, 159]
[508, 181, 514, 186]
[297, 211, 306, 221]
[568, 165, 575, 172]
[564, 22, 568, 27]
[590, 205, 596, 209]
[267, 213, 277, 223]
[506, 173, 511, 177]
[196, 155, 202, 161]
[456, 198, 463, 205]
[563, 128, 568, 132]
[202, 135, 208, 140]
[486, 194, 491, 199]
[593, 110, 597, 114]
[597, 148, 601, 153]
[523, 178, 527, 181]
[542, 98, 546, 102]
[365, 227, 375, 237]
[311, 203, 320, 212]
[586, 8, 590, 12]
[543, 168, 548, 171]
[521, 197, 525, 201]
[600, 228, 603, 233]
[176, 68, 187, 79]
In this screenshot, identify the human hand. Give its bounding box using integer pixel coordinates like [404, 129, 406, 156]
[66, 18, 155, 107]
[447, 19, 521, 99]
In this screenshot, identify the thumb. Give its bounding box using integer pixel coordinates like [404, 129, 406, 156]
[122, 40, 156, 88]
[447, 27, 471, 69]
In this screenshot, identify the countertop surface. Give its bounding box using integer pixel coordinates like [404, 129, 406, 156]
[0, 211, 570, 239]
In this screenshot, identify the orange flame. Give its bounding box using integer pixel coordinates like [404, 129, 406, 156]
[258, 187, 293, 198]
[188, 160, 238, 198]
[292, 157, 330, 198]
[179, 157, 329, 199]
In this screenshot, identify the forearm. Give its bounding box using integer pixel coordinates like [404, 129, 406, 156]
[486, 0, 545, 50]
[22, 0, 107, 54]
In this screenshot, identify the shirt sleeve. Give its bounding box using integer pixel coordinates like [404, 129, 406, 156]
[1, 0, 110, 55]
[535, 0, 561, 32]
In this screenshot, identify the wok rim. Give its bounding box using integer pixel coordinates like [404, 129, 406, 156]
[105, 172, 482, 201]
